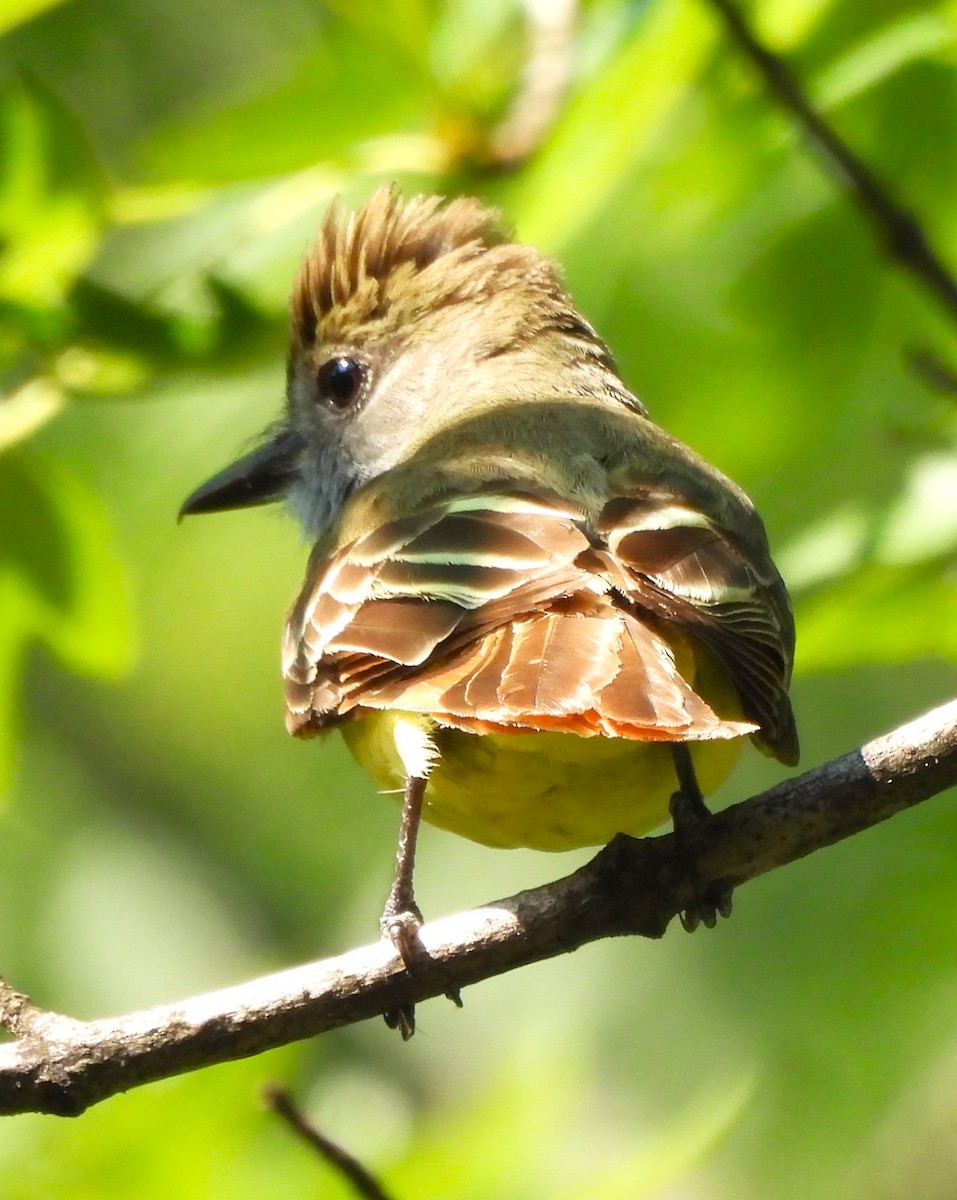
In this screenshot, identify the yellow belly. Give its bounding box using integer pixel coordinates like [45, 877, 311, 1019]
[341, 711, 743, 851]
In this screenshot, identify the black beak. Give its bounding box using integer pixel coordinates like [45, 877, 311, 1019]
[179, 429, 302, 520]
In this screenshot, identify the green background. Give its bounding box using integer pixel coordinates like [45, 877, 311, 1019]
[2, 0, 957, 1196]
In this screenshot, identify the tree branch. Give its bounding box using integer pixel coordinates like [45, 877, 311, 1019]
[2, 699, 956, 1119]
[484, 0, 578, 167]
[703, 0, 957, 322]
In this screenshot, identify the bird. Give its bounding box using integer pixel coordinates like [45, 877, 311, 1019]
[181, 185, 798, 1036]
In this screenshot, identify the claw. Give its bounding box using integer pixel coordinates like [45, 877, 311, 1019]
[383, 1004, 416, 1041]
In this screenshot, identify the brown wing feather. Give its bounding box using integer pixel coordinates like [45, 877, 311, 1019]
[349, 604, 753, 741]
[596, 495, 798, 763]
[282, 490, 596, 732]
[283, 487, 791, 758]
[498, 615, 620, 717]
[596, 615, 690, 730]
[325, 597, 464, 664]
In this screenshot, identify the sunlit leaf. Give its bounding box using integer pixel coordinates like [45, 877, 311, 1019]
[0, 376, 64, 450]
[0, 74, 102, 311]
[777, 504, 871, 592]
[52, 345, 149, 395]
[0, 0, 69, 38]
[755, 0, 837, 49]
[812, 12, 954, 110]
[876, 449, 957, 566]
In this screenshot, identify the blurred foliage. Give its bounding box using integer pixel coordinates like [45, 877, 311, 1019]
[0, 0, 956, 1197]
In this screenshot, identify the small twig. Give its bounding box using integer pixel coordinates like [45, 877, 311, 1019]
[704, 0, 957, 322]
[265, 1085, 398, 1200]
[485, 0, 578, 167]
[1, 698, 956, 1118]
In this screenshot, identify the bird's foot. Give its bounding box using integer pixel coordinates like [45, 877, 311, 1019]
[668, 746, 734, 932]
[380, 899, 424, 970]
[380, 897, 423, 1041]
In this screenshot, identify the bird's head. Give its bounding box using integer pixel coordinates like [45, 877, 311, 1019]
[180, 185, 623, 536]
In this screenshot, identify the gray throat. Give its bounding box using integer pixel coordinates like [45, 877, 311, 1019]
[286, 438, 358, 540]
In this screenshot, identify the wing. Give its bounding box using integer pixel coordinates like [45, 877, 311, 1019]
[282, 489, 757, 745]
[595, 494, 799, 765]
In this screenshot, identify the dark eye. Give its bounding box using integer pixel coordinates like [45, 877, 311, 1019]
[316, 356, 366, 409]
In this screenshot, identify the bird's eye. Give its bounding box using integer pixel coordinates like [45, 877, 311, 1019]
[316, 357, 366, 409]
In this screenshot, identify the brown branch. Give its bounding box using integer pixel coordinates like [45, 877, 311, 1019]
[265, 1085, 399, 1200]
[484, 0, 578, 167]
[1, 699, 956, 1119]
[703, 0, 957, 322]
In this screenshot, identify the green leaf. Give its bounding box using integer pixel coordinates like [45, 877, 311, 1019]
[0, 74, 103, 312]
[69, 277, 209, 363]
[812, 12, 954, 110]
[503, 0, 717, 253]
[0, 448, 133, 790]
[795, 560, 957, 672]
[139, 15, 431, 186]
[876, 449, 957, 566]
[0, 0, 69, 38]
[789, 448, 957, 671]
[0, 375, 64, 450]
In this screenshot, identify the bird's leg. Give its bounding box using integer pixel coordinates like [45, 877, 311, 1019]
[381, 773, 426, 1040]
[381, 773, 426, 959]
[668, 744, 733, 932]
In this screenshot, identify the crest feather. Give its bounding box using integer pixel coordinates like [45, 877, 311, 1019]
[291, 185, 508, 346]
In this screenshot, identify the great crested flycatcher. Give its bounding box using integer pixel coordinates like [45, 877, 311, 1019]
[182, 186, 798, 1032]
